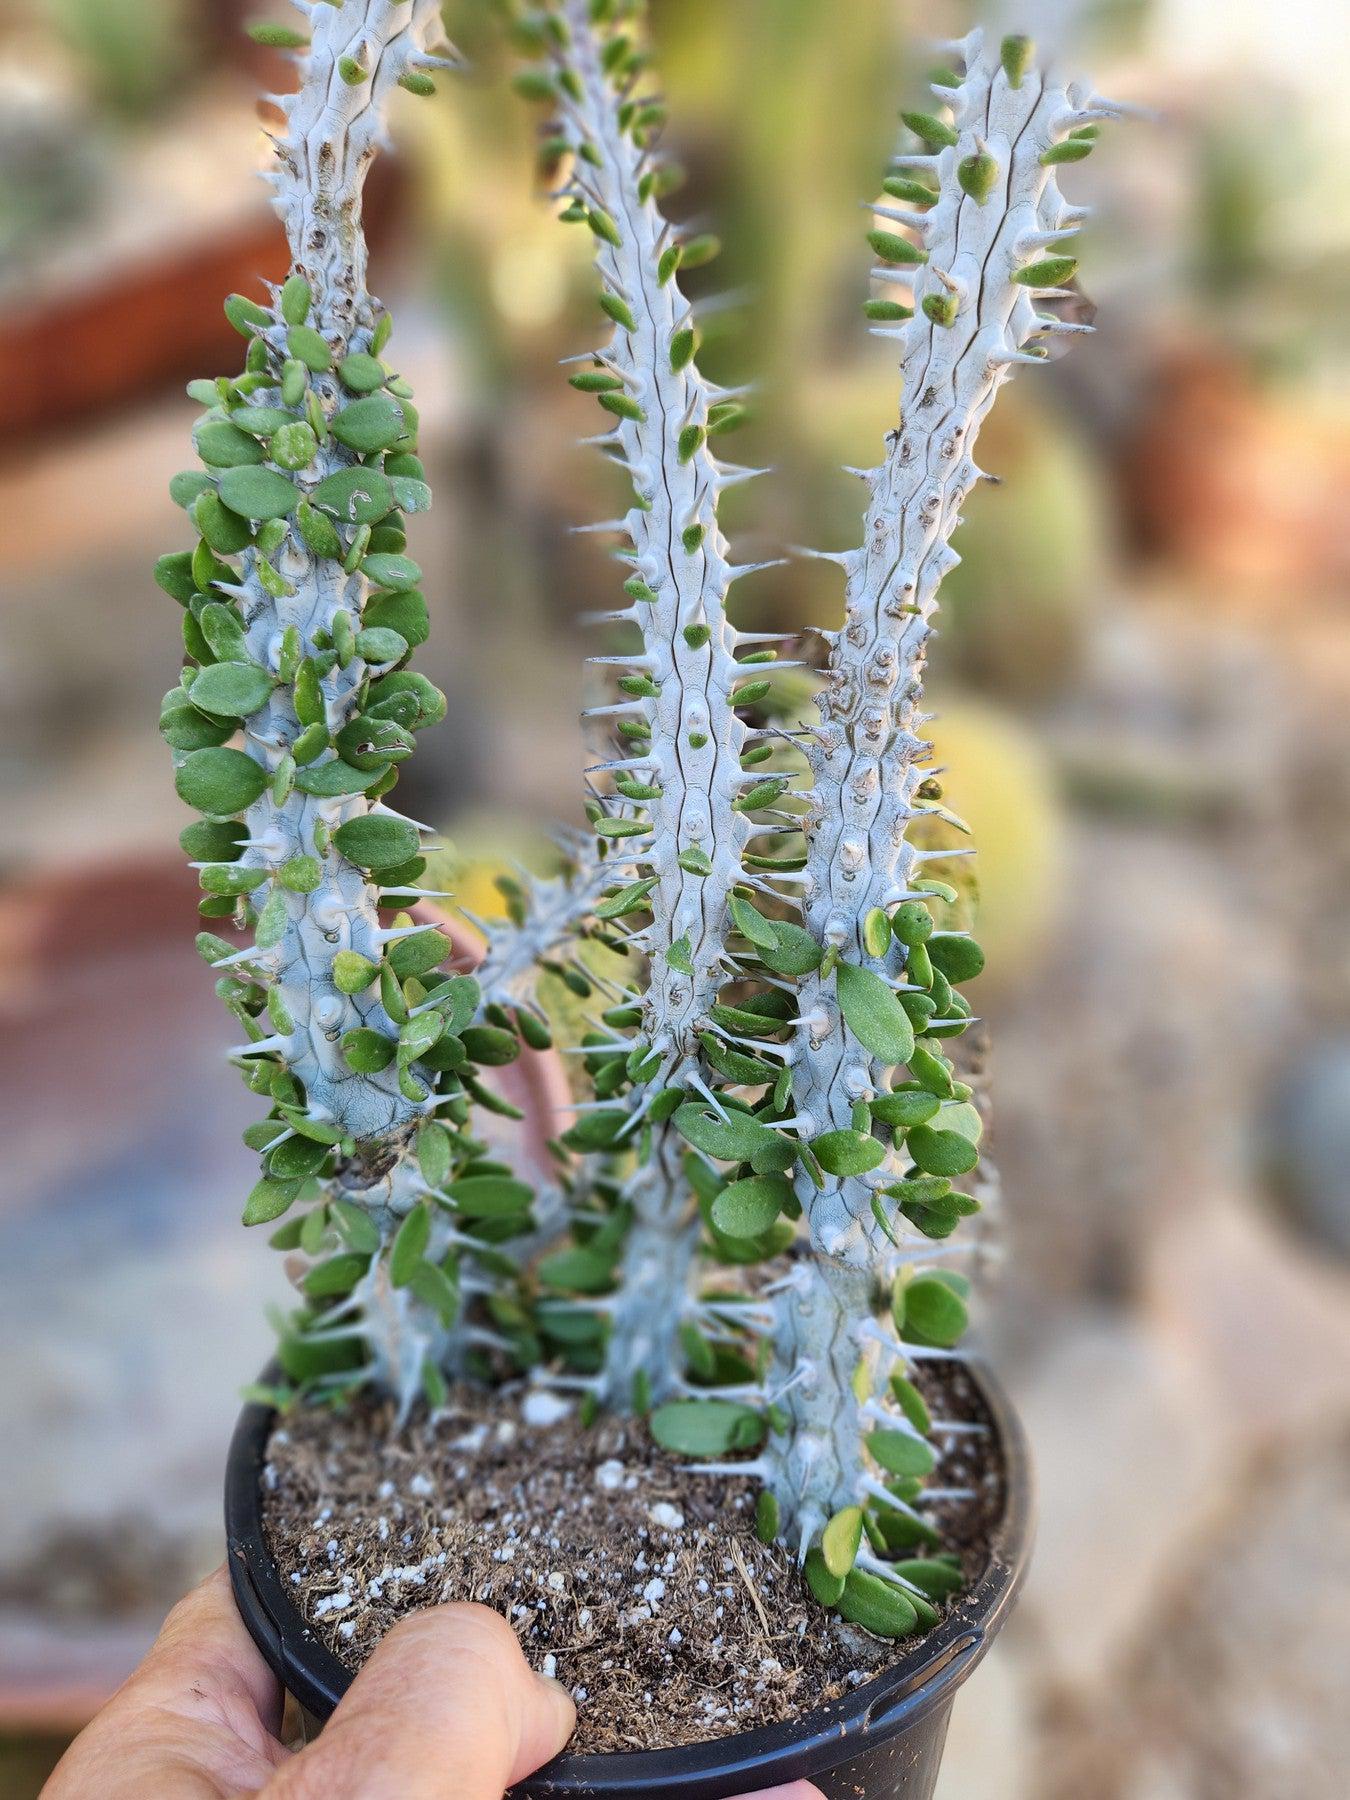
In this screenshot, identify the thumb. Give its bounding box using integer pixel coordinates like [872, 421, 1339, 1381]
[736, 1787, 826, 1800]
[268, 1602, 575, 1800]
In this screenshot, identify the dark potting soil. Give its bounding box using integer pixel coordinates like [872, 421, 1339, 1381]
[260, 1362, 1003, 1754]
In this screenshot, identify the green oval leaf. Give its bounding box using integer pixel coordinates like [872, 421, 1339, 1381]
[409, 1259, 458, 1326]
[416, 1120, 452, 1189]
[560, 1109, 630, 1152]
[901, 1273, 969, 1348]
[729, 895, 777, 949]
[862, 907, 892, 958]
[867, 1428, 936, 1479]
[811, 1129, 885, 1177]
[890, 1374, 932, 1436]
[181, 820, 245, 861]
[870, 1090, 941, 1130]
[363, 587, 429, 648]
[905, 1125, 978, 1177]
[1012, 255, 1078, 288]
[757, 920, 823, 976]
[649, 1400, 765, 1457]
[389, 475, 432, 514]
[188, 660, 274, 717]
[268, 1134, 329, 1181]
[673, 1102, 775, 1163]
[893, 1555, 964, 1598]
[821, 1505, 864, 1579]
[341, 1028, 396, 1073]
[194, 419, 265, 468]
[160, 703, 233, 752]
[355, 626, 408, 664]
[935, 1101, 982, 1144]
[217, 465, 300, 520]
[169, 470, 212, 511]
[805, 1547, 846, 1605]
[331, 814, 419, 870]
[332, 950, 378, 994]
[198, 602, 250, 662]
[837, 1570, 920, 1638]
[231, 406, 295, 438]
[444, 1174, 533, 1217]
[460, 1025, 520, 1066]
[295, 756, 389, 797]
[311, 466, 394, 524]
[154, 550, 197, 603]
[286, 323, 332, 371]
[330, 1199, 382, 1254]
[303, 1252, 371, 1298]
[399, 1012, 444, 1061]
[390, 1201, 431, 1287]
[175, 746, 268, 816]
[927, 934, 985, 984]
[361, 551, 421, 590]
[337, 351, 387, 393]
[710, 1173, 792, 1239]
[596, 877, 659, 920]
[367, 670, 445, 730]
[387, 927, 450, 981]
[536, 1247, 616, 1293]
[242, 1177, 299, 1225]
[330, 394, 407, 452]
[836, 960, 915, 1066]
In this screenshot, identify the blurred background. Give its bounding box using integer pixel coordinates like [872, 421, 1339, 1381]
[2, 0, 1348, 1793]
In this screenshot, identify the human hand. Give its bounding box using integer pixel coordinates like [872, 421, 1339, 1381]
[44, 1566, 823, 1800]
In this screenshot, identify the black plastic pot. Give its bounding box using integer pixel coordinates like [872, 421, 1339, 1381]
[226, 1360, 1032, 1800]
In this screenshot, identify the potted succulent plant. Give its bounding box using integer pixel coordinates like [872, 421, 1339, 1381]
[149, 2, 1123, 1795]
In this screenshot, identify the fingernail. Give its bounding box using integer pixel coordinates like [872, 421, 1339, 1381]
[535, 1673, 577, 1721]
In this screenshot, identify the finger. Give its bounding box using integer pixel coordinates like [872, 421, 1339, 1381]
[142, 1562, 285, 1732]
[270, 1602, 575, 1800]
[734, 1786, 826, 1800]
[44, 1566, 287, 1800]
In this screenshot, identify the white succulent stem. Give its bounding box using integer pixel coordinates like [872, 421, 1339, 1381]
[794, 27, 1086, 1265]
[172, 5, 510, 1409]
[761, 1259, 881, 1558]
[553, 0, 750, 1061]
[341, 1159, 453, 1420]
[533, 0, 756, 1401]
[236, 579, 423, 1144]
[765, 28, 1101, 1537]
[600, 1135, 701, 1409]
[474, 844, 614, 1014]
[269, 1, 444, 338]
[231, 4, 445, 1145]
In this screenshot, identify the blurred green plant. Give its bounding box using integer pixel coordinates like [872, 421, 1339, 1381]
[941, 393, 1111, 699]
[38, 0, 197, 121]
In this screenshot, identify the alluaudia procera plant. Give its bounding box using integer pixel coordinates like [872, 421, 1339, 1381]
[164, 0, 1122, 1646]
[158, 1, 554, 1420]
[510, 4, 1121, 1639]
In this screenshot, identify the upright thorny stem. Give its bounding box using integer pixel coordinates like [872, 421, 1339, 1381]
[509, 0, 794, 1408]
[473, 833, 610, 1018]
[760, 30, 1125, 1571]
[159, 2, 545, 1421]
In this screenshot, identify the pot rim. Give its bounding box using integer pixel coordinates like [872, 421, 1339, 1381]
[226, 1356, 1034, 1796]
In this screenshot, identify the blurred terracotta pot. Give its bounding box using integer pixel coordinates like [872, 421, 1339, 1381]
[1124, 349, 1350, 600]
